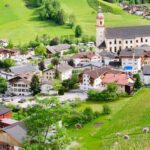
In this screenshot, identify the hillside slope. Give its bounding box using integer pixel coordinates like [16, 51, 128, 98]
[0, 0, 149, 44]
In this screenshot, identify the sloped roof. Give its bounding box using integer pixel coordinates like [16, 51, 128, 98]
[57, 63, 73, 73]
[102, 73, 132, 86]
[10, 64, 37, 75]
[106, 25, 150, 39]
[46, 44, 70, 54]
[2, 122, 26, 144]
[0, 107, 11, 115]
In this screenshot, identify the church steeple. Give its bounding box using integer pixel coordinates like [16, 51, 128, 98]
[96, 6, 104, 27]
[96, 6, 105, 47]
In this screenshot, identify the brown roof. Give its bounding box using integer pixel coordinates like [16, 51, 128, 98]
[72, 52, 96, 59]
[82, 67, 123, 79]
[0, 48, 18, 54]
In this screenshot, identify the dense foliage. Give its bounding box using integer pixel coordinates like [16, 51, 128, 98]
[0, 58, 15, 69]
[30, 75, 41, 95]
[87, 83, 119, 101]
[0, 77, 7, 93]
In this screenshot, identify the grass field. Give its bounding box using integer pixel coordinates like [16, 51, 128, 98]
[0, 0, 149, 44]
[68, 88, 150, 150]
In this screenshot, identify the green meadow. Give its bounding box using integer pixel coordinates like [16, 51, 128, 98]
[0, 0, 149, 44]
[68, 88, 150, 150]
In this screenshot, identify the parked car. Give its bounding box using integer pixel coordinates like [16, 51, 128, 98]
[18, 98, 26, 103]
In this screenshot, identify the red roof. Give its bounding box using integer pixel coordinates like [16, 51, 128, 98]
[102, 73, 131, 86]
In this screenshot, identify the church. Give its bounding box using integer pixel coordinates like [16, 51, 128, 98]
[96, 8, 150, 53]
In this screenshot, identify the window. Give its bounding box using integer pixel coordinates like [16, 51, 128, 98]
[110, 47, 112, 52]
[126, 41, 128, 44]
[145, 39, 148, 42]
[141, 38, 143, 43]
[114, 47, 117, 52]
[100, 21, 102, 25]
[136, 40, 138, 43]
[114, 40, 117, 44]
[130, 40, 132, 44]
[119, 41, 121, 44]
[109, 41, 112, 44]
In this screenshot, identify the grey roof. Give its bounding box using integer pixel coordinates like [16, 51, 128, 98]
[2, 122, 26, 144]
[10, 64, 37, 75]
[0, 107, 11, 115]
[57, 63, 73, 73]
[143, 65, 150, 75]
[119, 48, 144, 57]
[82, 61, 102, 68]
[106, 25, 150, 39]
[46, 44, 70, 54]
[135, 45, 150, 51]
[100, 50, 118, 58]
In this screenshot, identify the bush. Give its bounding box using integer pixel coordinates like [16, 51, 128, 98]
[58, 86, 65, 95]
[102, 104, 111, 115]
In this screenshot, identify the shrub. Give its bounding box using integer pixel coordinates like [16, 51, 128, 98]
[102, 104, 111, 115]
[58, 86, 65, 95]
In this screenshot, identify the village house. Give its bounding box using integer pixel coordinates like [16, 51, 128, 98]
[7, 74, 32, 96]
[43, 63, 73, 81]
[0, 107, 12, 119]
[142, 65, 150, 85]
[119, 47, 150, 74]
[0, 118, 18, 128]
[79, 67, 134, 94]
[102, 73, 134, 94]
[0, 71, 14, 80]
[40, 80, 56, 95]
[46, 44, 70, 57]
[72, 52, 101, 67]
[0, 122, 26, 150]
[0, 48, 19, 59]
[96, 8, 150, 53]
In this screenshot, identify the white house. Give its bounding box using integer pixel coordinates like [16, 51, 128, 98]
[119, 49, 144, 74]
[143, 65, 150, 85]
[41, 80, 56, 95]
[7, 74, 32, 96]
[43, 63, 73, 81]
[79, 67, 134, 94]
[72, 52, 101, 67]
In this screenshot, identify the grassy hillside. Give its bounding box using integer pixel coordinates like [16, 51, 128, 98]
[0, 0, 149, 44]
[68, 88, 150, 150]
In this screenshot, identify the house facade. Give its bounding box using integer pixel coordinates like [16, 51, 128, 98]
[8, 75, 32, 96]
[79, 67, 133, 93]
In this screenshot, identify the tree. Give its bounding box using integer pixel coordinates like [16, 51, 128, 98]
[75, 25, 82, 38]
[30, 75, 41, 95]
[133, 74, 142, 89]
[2, 58, 15, 68]
[107, 83, 118, 93]
[102, 104, 111, 115]
[51, 57, 59, 66]
[34, 44, 47, 57]
[0, 77, 7, 93]
[53, 79, 62, 92]
[38, 61, 45, 71]
[50, 37, 59, 46]
[24, 97, 70, 149]
[56, 9, 66, 25]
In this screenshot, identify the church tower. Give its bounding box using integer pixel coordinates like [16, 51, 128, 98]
[96, 6, 105, 47]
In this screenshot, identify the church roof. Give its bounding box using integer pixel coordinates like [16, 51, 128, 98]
[106, 25, 150, 39]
